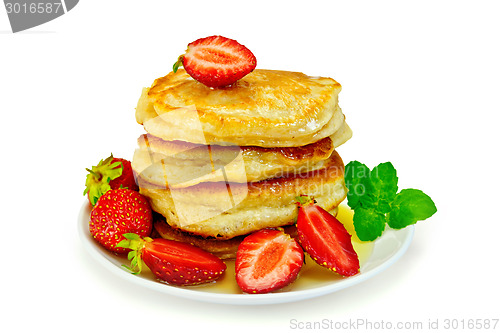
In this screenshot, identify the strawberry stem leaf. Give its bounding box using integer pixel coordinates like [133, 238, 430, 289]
[84, 154, 123, 206]
[117, 233, 152, 275]
[127, 250, 137, 261]
[123, 233, 141, 241]
[173, 55, 184, 73]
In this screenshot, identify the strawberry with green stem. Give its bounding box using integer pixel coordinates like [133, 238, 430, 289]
[118, 234, 226, 286]
[84, 154, 138, 206]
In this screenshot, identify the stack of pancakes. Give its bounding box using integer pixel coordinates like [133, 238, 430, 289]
[132, 69, 352, 258]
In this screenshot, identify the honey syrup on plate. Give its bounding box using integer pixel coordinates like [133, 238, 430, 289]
[186, 205, 374, 294]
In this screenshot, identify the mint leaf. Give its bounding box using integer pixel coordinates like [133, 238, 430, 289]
[387, 189, 437, 229]
[345, 161, 398, 213]
[353, 207, 386, 241]
[345, 161, 371, 210]
[345, 160, 436, 241]
[368, 162, 398, 214]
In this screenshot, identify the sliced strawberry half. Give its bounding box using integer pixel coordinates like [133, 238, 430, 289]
[296, 196, 360, 277]
[235, 229, 304, 294]
[173, 35, 257, 88]
[118, 234, 226, 286]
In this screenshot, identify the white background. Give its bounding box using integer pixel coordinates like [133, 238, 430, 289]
[1, 1, 499, 332]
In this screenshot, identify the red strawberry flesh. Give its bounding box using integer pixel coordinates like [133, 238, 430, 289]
[181, 35, 257, 88]
[235, 229, 303, 294]
[297, 203, 359, 276]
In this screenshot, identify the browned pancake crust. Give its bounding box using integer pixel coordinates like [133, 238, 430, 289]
[138, 151, 346, 239]
[144, 69, 340, 137]
[138, 134, 334, 165]
[136, 69, 344, 147]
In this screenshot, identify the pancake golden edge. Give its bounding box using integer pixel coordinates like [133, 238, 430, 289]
[137, 150, 347, 240]
[135, 69, 344, 147]
[132, 121, 351, 187]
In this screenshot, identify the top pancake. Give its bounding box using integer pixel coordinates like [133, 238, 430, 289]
[136, 69, 344, 147]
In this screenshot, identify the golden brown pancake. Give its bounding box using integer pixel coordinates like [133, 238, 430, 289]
[135, 69, 345, 147]
[137, 150, 347, 240]
[131, 129, 351, 187]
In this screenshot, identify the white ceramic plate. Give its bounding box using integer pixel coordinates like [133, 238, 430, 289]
[78, 202, 414, 305]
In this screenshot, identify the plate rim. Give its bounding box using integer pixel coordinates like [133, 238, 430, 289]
[77, 201, 414, 305]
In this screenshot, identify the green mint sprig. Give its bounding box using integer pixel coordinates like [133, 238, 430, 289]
[344, 161, 437, 241]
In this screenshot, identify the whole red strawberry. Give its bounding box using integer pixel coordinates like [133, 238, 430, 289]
[89, 188, 152, 254]
[173, 35, 257, 88]
[235, 229, 304, 294]
[84, 154, 138, 206]
[118, 234, 226, 286]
